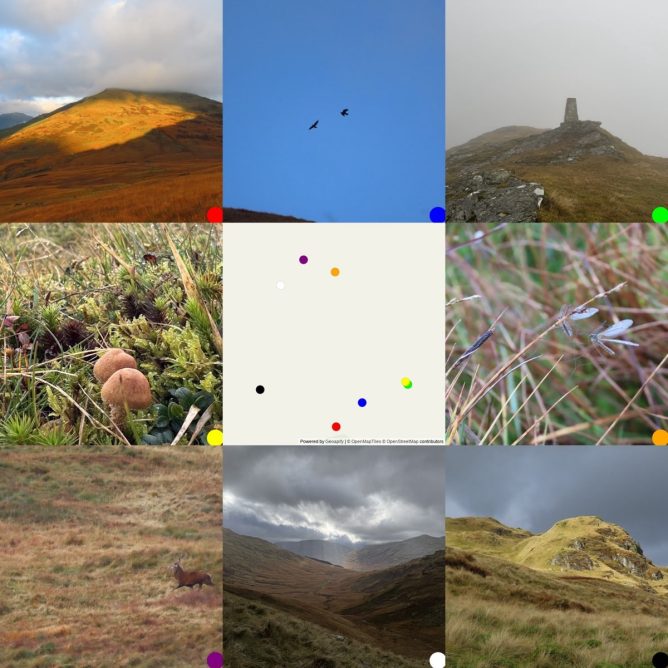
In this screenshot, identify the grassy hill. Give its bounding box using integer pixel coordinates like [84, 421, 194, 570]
[0, 89, 221, 222]
[446, 122, 668, 221]
[0, 447, 222, 668]
[446, 517, 668, 667]
[447, 516, 667, 591]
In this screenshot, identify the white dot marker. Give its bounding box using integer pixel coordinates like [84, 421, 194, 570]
[429, 652, 446, 668]
[276, 281, 285, 290]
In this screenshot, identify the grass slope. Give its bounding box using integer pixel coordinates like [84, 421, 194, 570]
[225, 591, 423, 668]
[446, 123, 668, 222]
[446, 545, 668, 668]
[447, 516, 667, 592]
[0, 89, 222, 222]
[0, 447, 222, 668]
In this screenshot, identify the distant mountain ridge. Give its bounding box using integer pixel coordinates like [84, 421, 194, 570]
[276, 533, 444, 570]
[0, 113, 33, 130]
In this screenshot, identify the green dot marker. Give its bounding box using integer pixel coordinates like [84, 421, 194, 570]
[652, 206, 668, 223]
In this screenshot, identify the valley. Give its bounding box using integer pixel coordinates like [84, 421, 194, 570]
[223, 528, 444, 664]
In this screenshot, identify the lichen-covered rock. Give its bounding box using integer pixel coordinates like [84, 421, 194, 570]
[551, 550, 595, 571]
[446, 170, 544, 222]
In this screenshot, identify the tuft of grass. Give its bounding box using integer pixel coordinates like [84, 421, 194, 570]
[446, 223, 668, 444]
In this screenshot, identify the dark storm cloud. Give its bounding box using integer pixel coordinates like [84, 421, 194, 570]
[446, 0, 668, 157]
[446, 447, 668, 564]
[224, 447, 445, 544]
[0, 0, 221, 115]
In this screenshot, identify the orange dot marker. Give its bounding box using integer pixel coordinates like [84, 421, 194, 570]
[652, 429, 668, 446]
[330, 267, 340, 277]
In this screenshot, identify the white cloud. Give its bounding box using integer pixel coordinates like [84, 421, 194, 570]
[0, 0, 221, 109]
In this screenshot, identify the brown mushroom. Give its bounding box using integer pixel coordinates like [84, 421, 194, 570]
[101, 368, 152, 428]
[94, 348, 137, 383]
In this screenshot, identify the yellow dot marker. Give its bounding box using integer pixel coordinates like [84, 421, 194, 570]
[401, 377, 413, 389]
[207, 429, 223, 446]
[330, 267, 340, 277]
[652, 429, 668, 446]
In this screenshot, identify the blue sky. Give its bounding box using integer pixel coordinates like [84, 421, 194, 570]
[223, 0, 444, 222]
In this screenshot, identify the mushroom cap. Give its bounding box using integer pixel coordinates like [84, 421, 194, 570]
[94, 348, 137, 383]
[101, 368, 152, 410]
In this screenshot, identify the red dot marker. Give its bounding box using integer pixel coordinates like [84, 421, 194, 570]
[207, 207, 223, 223]
[331, 422, 341, 432]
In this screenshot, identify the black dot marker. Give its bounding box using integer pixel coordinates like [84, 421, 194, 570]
[653, 652, 668, 668]
[256, 385, 265, 394]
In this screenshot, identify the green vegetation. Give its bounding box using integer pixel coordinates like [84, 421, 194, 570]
[446, 223, 668, 444]
[0, 447, 222, 667]
[0, 223, 222, 445]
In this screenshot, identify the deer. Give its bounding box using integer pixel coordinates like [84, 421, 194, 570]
[170, 556, 214, 590]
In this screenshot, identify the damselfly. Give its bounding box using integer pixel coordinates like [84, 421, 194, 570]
[558, 305, 599, 337]
[452, 328, 495, 369]
[589, 319, 639, 355]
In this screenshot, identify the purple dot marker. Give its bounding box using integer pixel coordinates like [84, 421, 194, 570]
[299, 255, 308, 264]
[207, 652, 223, 668]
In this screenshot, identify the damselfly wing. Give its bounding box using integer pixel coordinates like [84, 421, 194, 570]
[589, 319, 639, 355]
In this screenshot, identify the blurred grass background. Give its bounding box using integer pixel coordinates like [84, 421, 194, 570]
[446, 223, 668, 445]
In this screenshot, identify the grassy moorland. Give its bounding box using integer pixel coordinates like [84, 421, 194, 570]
[0, 89, 222, 223]
[445, 223, 668, 444]
[0, 447, 222, 668]
[446, 547, 668, 668]
[446, 124, 668, 222]
[0, 223, 222, 445]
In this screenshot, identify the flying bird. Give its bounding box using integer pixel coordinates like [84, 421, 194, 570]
[340, 108, 349, 116]
[309, 120, 319, 130]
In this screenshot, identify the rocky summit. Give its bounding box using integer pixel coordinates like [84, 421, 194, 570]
[446, 99, 668, 222]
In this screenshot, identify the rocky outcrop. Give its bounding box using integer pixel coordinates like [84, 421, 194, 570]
[446, 169, 544, 222]
[551, 550, 595, 571]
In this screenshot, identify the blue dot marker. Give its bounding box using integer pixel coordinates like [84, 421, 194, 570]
[430, 207, 445, 222]
[357, 398, 367, 407]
